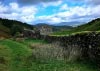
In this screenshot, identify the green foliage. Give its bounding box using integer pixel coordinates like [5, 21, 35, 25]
[28, 61, 98, 71]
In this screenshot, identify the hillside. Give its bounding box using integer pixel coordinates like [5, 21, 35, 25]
[0, 18, 34, 38]
[0, 24, 10, 38]
[73, 18, 100, 31]
[52, 18, 100, 35]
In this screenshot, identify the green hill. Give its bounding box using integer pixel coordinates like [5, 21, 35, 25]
[0, 18, 34, 38]
[52, 18, 100, 35]
[73, 18, 100, 31]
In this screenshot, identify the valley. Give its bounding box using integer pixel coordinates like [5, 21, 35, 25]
[0, 18, 100, 71]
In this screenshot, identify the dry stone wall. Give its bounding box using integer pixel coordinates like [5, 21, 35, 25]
[42, 32, 100, 67]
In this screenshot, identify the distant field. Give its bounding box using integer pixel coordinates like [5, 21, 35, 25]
[0, 38, 99, 71]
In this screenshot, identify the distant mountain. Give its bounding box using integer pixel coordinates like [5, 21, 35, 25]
[52, 25, 73, 32]
[34, 23, 73, 32]
[0, 18, 34, 38]
[53, 22, 85, 26]
[34, 23, 52, 28]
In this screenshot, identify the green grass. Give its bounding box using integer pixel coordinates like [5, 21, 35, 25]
[18, 38, 48, 48]
[0, 45, 12, 71]
[24, 38, 47, 44]
[0, 39, 32, 71]
[29, 61, 98, 71]
[0, 39, 99, 71]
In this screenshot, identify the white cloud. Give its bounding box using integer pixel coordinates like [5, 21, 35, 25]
[20, 15, 35, 23]
[9, 2, 19, 10]
[36, 15, 62, 24]
[60, 4, 69, 11]
[0, 3, 9, 13]
[36, 5, 100, 25]
[0, 2, 38, 24]
[58, 5, 100, 22]
[19, 6, 37, 23]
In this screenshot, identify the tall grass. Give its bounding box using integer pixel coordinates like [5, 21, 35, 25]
[30, 42, 82, 62]
[31, 42, 64, 63]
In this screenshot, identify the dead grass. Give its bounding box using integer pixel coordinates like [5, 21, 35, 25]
[30, 42, 64, 61]
[29, 42, 82, 62]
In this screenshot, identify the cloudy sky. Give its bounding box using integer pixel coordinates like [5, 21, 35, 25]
[0, 0, 100, 26]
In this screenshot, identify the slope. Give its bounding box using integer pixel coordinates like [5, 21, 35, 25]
[0, 18, 34, 38]
[73, 18, 100, 32]
[0, 24, 10, 38]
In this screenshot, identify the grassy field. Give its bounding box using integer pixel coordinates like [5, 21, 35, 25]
[0, 38, 99, 71]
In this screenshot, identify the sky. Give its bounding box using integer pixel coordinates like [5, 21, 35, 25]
[0, 0, 100, 26]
